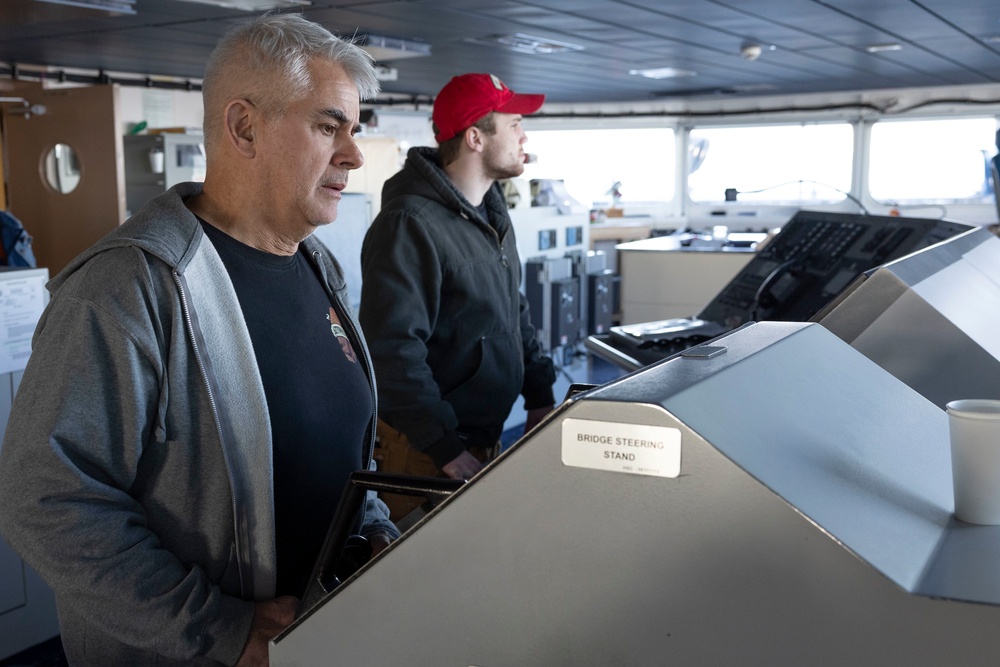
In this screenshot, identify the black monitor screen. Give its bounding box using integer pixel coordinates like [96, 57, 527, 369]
[696, 210, 972, 329]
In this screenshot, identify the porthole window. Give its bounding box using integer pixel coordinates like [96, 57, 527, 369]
[43, 143, 81, 194]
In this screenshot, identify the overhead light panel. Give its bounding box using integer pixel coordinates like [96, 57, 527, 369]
[171, 0, 310, 10]
[865, 43, 902, 53]
[467, 33, 584, 55]
[373, 65, 398, 81]
[356, 34, 431, 62]
[629, 67, 697, 79]
[32, 0, 136, 12]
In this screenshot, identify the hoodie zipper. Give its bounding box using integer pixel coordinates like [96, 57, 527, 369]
[173, 269, 247, 598]
[462, 207, 514, 310]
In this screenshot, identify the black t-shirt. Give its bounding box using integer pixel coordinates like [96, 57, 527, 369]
[199, 220, 372, 597]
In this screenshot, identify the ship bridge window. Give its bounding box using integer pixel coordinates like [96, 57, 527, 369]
[520, 127, 675, 208]
[868, 117, 997, 204]
[687, 123, 854, 204]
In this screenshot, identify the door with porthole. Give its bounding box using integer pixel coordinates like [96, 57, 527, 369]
[4, 81, 125, 275]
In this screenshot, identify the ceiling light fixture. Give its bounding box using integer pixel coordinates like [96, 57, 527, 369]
[865, 43, 902, 53]
[171, 0, 310, 11]
[32, 0, 136, 13]
[373, 65, 398, 81]
[629, 67, 697, 80]
[355, 34, 431, 62]
[466, 33, 584, 55]
[740, 43, 762, 61]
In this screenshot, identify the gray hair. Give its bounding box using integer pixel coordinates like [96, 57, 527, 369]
[202, 13, 379, 151]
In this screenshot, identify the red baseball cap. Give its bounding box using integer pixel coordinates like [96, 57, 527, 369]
[432, 73, 545, 143]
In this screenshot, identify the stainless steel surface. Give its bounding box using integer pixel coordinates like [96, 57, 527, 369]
[272, 321, 1000, 666]
[821, 226, 1000, 409]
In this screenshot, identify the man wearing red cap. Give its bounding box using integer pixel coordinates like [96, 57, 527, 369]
[359, 73, 556, 520]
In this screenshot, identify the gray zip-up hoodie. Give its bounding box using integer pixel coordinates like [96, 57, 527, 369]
[0, 183, 396, 666]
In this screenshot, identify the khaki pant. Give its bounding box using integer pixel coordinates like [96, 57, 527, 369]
[373, 419, 500, 524]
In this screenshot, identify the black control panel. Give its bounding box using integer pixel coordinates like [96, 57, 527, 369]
[587, 271, 615, 335]
[697, 210, 972, 329]
[525, 257, 580, 352]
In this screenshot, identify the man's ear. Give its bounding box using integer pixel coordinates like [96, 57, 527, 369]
[464, 126, 486, 154]
[223, 98, 257, 159]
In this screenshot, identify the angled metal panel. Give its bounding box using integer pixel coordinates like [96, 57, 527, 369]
[272, 322, 1000, 666]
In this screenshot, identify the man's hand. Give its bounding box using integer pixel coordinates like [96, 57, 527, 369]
[524, 404, 554, 434]
[235, 596, 298, 667]
[369, 533, 392, 557]
[441, 450, 483, 480]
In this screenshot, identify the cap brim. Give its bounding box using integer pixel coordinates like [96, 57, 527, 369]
[497, 92, 545, 116]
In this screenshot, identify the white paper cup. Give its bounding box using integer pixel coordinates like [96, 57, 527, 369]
[946, 399, 1000, 525]
[149, 148, 165, 174]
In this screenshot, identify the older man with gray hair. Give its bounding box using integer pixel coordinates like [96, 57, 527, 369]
[0, 13, 396, 667]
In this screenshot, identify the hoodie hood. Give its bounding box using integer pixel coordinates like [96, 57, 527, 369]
[382, 146, 509, 228]
[382, 146, 472, 213]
